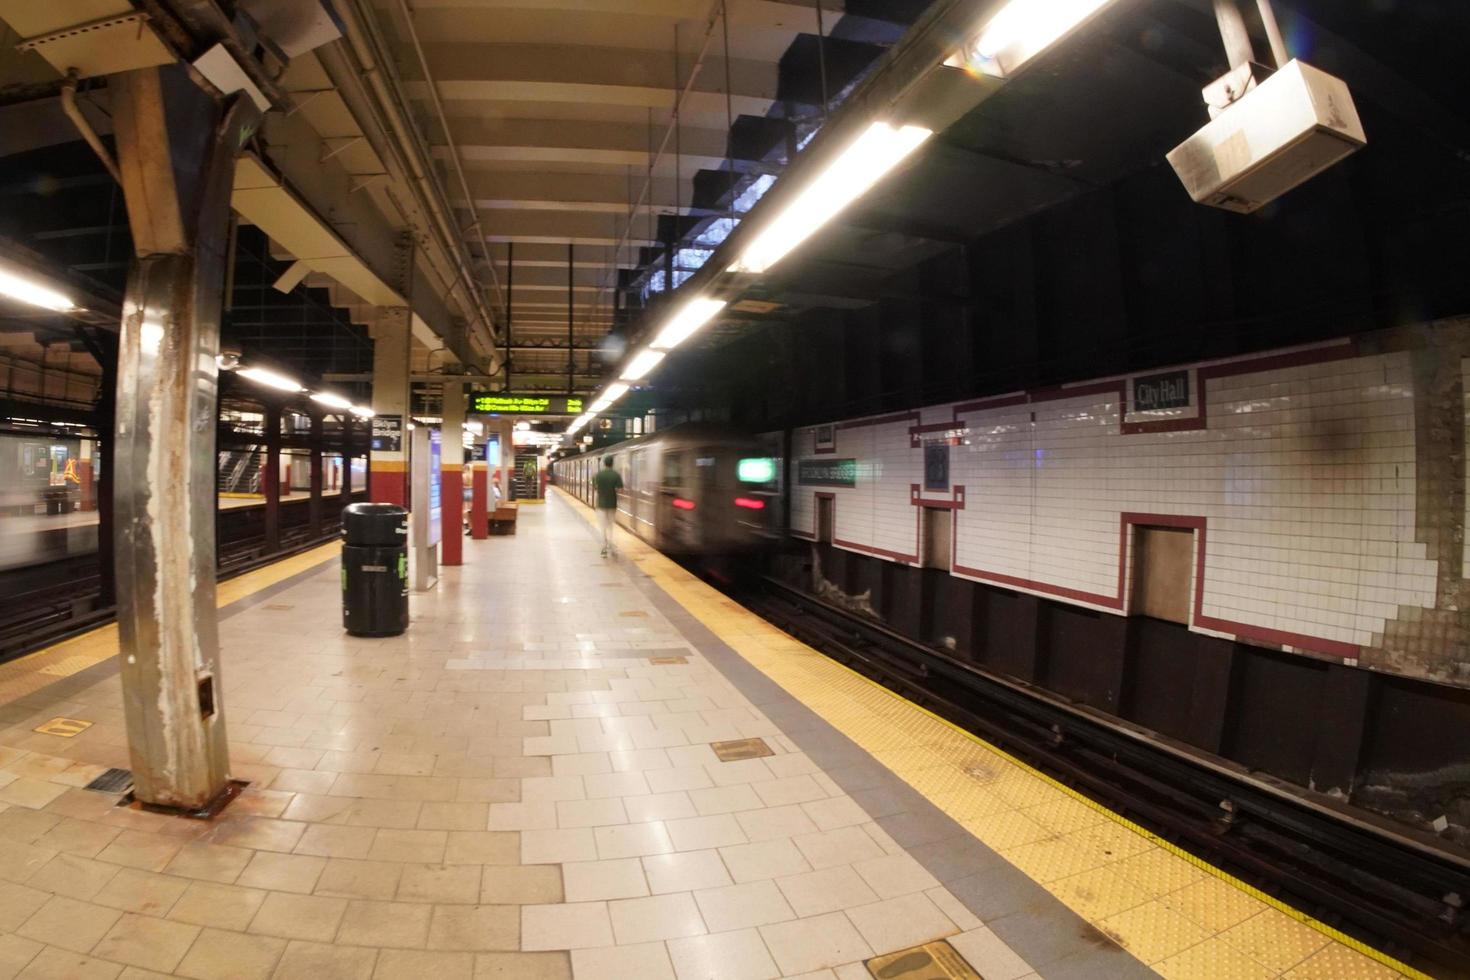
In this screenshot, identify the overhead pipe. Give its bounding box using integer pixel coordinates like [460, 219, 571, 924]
[1256, 0, 1289, 69]
[391, 0, 505, 317]
[326, 1, 503, 368]
[1212, 0, 1257, 70]
[60, 72, 122, 186]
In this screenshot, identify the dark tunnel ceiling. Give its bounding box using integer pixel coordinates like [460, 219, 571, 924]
[697, 0, 1470, 345]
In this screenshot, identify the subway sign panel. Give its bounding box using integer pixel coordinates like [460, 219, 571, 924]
[470, 394, 584, 415]
[1131, 370, 1190, 412]
[797, 458, 858, 487]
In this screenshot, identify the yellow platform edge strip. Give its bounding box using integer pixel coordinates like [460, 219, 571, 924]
[553, 489, 1427, 980]
[0, 541, 342, 695]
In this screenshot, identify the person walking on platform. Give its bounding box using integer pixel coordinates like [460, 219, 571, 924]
[592, 456, 623, 556]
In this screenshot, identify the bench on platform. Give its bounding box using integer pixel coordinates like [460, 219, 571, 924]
[491, 502, 518, 535]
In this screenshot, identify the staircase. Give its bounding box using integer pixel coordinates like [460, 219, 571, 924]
[217, 449, 264, 495]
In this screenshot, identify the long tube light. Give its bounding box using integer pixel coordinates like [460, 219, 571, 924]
[650, 297, 727, 351]
[310, 391, 353, 410]
[237, 367, 303, 393]
[0, 267, 75, 312]
[620, 349, 666, 381]
[730, 121, 932, 275]
[958, 0, 1117, 78]
[349, 405, 376, 418]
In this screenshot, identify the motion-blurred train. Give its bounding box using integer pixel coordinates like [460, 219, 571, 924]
[0, 433, 85, 515]
[551, 423, 779, 555]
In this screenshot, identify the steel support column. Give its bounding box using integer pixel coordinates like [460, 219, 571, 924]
[470, 461, 489, 539]
[369, 309, 411, 506]
[440, 382, 465, 565]
[309, 412, 324, 538]
[341, 414, 356, 502]
[111, 66, 260, 810]
[262, 403, 282, 554]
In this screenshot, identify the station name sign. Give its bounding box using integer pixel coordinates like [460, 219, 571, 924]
[1132, 370, 1190, 412]
[470, 394, 584, 416]
[371, 414, 403, 453]
[797, 458, 857, 487]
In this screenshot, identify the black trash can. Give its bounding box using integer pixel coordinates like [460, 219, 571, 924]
[341, 503, 409, 637]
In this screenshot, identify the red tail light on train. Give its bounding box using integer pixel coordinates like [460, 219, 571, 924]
[734, 497, 765, 510]
[672, 497, 696, 511]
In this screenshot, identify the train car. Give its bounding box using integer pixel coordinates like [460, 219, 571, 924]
[0, 433, 84, 515]
[552, 423, 778, 555]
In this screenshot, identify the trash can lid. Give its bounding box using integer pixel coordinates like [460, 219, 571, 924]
[344, 502, 408, 517]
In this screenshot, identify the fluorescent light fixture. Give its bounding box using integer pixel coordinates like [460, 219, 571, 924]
[963, 0, 1116, 78]
[730, 121, 932, 275]
[349, 404, 375, 418]
[237, 367, 303, 393]
[620, 349, 666, 381]
[590, 398, 612, 413]
[0, 267, 75, 312]
[310, 391, 353, 410]
[603, 383, 630, 403]
[650, 297, 727, 351]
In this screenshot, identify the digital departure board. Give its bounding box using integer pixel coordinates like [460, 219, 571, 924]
[470, 394, 584, 416]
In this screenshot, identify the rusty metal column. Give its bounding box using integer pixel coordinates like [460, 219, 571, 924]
[111, 65, 260, 810]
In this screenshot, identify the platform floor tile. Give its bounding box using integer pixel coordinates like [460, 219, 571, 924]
[560, 490, 1427, 980]
[0, 502, 1045, 979]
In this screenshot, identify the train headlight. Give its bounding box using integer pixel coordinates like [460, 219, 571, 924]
[737, 457, 776, 484]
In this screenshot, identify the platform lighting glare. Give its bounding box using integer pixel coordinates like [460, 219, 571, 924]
[603, 383, 630, 403]
[310, 392, 353, 410]
[237, 367, 303, 393]
[965, 0, 1115, 78]
[650, 297, 727, 351]
[0, 268, 75, 312]
[349, 404, 375, 418]
[730, 122, 932, 275]
[620, 349, 666, 382]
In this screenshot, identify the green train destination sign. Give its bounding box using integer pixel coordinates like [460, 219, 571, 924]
[471, 394, 584, 415]
[798, 458, 858, 487]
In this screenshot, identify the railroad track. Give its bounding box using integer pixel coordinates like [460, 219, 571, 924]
[0, 527, 342, 664]
[735, 573, 1470, 978]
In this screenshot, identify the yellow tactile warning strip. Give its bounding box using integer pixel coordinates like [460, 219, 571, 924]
[555, 489, 1427, 980]
[0, 541, 341, 707]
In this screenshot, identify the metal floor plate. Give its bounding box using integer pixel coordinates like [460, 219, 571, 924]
[710, 737, 775, 762]
[866, 939, 982, 979]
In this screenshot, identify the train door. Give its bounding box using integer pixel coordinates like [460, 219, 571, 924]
[694, 450, 720, 550]
[625, 450, 642, 532]
[658, 450, 688, 550]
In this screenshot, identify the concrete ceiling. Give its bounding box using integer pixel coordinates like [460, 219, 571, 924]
[369, 0, 842, 380]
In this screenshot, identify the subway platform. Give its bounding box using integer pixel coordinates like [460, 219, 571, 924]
[0, 493, 1417, 979]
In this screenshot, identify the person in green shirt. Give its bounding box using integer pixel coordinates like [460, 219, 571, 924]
[592, 456, 623, 556]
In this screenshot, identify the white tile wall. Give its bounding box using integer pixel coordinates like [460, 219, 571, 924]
[791, 348, 1439, 653]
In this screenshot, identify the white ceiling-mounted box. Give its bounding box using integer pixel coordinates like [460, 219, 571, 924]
[1167, 60, 1366, 214]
